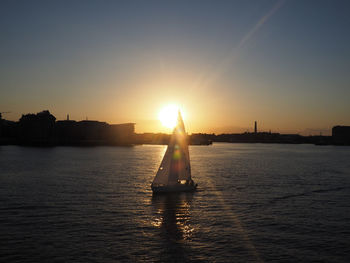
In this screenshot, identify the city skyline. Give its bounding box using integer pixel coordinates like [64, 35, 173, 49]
[1, 0, 350, 135]
[0, 109, 336, 136]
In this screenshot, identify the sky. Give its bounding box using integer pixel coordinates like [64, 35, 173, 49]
[1, 0, 350, 135]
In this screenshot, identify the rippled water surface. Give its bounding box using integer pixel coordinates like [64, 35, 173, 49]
[1, 144, 350, 262]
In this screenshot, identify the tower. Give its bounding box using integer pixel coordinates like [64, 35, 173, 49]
[254, 121, 257, 133]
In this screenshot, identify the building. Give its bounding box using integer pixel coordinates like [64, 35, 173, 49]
[332, 126, 350, 145]
[108, 123, 135, 144]
[56, 119, 135, 145]
[19, 110, 56, 144]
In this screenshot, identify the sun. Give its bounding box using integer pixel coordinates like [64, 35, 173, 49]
[158, 104, 181, 129]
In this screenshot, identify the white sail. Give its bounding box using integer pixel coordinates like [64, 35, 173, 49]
[152, 144, 173, 185]
[152, 111, 192, 187]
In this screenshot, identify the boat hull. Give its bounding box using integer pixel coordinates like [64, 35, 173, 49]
[151, 183, 197, 193]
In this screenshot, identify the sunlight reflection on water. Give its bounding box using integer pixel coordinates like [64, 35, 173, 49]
[0, 144, 350, 262]
[151, 193, 194, 241]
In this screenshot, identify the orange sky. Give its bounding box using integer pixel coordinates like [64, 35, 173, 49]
[1, 1, 350, 136]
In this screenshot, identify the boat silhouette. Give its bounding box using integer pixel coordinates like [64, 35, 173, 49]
[151, 111, 197, 193]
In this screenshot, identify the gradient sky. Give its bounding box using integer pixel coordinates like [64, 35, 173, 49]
[1, 0, 350, 134]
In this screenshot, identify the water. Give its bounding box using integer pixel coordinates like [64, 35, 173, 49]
[1, 143, 350, 262]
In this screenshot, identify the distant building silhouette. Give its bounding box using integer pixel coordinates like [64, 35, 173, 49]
[19, 110, 56, 145]
[1, 110, 348, 146]
[109, 123, 135, 144]
[134, 133, 170, 145]
[56, 119, 135, 145]
[189, 133, 213, 145]
[0, 110, 135, 146]
[254, 121, 257, 134]
[332, 126, 350, 145]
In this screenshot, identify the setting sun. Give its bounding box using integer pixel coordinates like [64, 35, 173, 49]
[158, 104, 181, 129]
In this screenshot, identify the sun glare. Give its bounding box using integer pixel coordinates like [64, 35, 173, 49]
[158, 104, 180, 129]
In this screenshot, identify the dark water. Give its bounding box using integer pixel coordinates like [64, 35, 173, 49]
[1, 143, 350, 262]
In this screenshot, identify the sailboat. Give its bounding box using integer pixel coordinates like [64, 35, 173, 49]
[151, 111, 197, 193]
